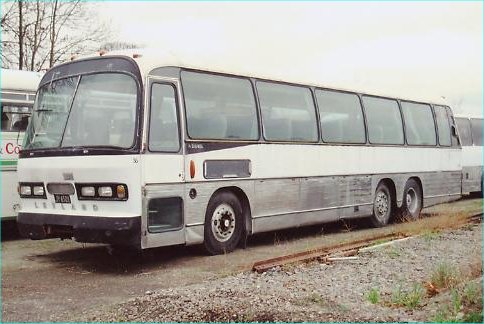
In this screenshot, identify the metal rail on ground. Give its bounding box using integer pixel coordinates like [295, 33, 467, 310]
[252, 212, 482, 273]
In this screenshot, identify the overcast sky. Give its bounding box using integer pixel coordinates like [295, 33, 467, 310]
[97, 1, 482, 116]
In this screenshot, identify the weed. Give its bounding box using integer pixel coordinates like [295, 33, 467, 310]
[422, 229, 441, 241]
[431, 262, 460, 289]
[432, 307, 459, 323]
[429, 281, 482, 323]
[386, 246, 401, 258]
[336, 303, 350, 313]
[405, 283, 424, 309]
[366, 287, 380, 304]
[391, 284, 405, 305]
[370, 238, 392, 246]
[451, 289, 463, 314]
[462, 282, 480, 305]
[391, 283, 424, 309]
[463, 311, 483, 323]
[306, 293, 327, 306]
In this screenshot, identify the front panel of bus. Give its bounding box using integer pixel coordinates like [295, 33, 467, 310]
[1, 92, 35, 219]
[17, 57, 144, 245]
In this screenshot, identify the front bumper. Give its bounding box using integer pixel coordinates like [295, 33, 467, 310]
[17, 212, 141, 246]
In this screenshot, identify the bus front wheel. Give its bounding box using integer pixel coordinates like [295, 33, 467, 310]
[370, 182, 393, 227]
[204, 191, 243, 255]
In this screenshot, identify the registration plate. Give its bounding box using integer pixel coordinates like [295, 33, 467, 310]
[54, 194, 71, 204]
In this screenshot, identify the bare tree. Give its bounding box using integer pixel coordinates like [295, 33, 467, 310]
[1, 2, 17, 67]
[1, 0, 111, 71]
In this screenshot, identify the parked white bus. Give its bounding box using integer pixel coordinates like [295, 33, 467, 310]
[17, 50, 461, 253]
[1, 69, 42, 220]
[455, 115, 483, 195]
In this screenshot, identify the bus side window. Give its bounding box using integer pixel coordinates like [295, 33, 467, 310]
[257, 81, 318, 142]
[362, 96, 404, 145]
[470, 118, 483, 146]
[181, 71, 258, 141]
[456, 118, 472, 146]
[316, 89, 366, 144]
[434, 105, 451, 146]
[446, 107, 460, 147]
[400, 101, 436, 146]
[149, 83, 180, 152]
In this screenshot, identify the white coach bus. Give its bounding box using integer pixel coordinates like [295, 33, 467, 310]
[17, 51, 461, 253]
[1, 69, 42, 220]
[455, 115, 483, 195]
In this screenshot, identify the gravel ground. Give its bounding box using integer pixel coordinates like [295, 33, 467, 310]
[85, 224, 483, 322]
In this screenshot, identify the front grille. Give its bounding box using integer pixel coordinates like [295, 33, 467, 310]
[46, 183, 75, 195]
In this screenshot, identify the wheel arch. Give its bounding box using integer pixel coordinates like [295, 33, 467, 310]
[377, 178, 397, 210]
[404, 176, 424, 206]
[210, 186, 252, 236]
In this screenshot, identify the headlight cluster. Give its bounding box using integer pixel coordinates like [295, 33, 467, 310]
[75, 183, 128, 201]
[18, 183, 46, 199]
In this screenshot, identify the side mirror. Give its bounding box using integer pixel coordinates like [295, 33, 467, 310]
[451, 125, 458, 137]
[451, 125, 461, 145]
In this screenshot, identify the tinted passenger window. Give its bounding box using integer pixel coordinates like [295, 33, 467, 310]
[434, 105, 451, 146]
[1, 103, 31, 132]
[316, 90, 365, 143]
[182, 71, 258, 140]
[471, 118, 483, 146]
[362, 96, 404, 144]
[401, 102, 436, 146]
[149, 83, 180, 152]
[257, 82, 318, 142]
[456, 118, 472, 146]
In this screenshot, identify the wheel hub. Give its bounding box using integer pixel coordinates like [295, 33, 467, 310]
[211, 204, 236, 242]
[375, 191, 389, 218]
[406, 188, 418, 214]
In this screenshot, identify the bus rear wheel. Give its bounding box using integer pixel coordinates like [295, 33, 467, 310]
[370, 182, 393, 227]
[204, 191, 243, 255]
[400, 179, 422, 220]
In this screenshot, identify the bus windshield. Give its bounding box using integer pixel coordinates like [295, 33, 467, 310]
[24, 73, 138, 150]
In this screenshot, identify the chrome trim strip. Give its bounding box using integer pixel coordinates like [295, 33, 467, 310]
[425, 193, 461, 199]
[253, 202, 374, 219]
[186, 222, 204, 227]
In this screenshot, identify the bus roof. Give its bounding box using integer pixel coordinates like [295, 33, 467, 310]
[454, 114, 483, 120]
[76, 48, 449, 106]
[1, 69, 43, 92]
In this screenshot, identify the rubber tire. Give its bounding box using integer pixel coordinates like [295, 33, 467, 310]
[370, 182, 393, 227]
[400, 179, 423, 220]
[203, 191, 244, 255]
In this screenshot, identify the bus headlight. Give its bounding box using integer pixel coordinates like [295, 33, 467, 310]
[98, 186, 113, 197]
[20, 185, 32, 196]
[75, 183, 128, 201]
[80, 186, 95, 197]
[33, 186, 44, 196]
[19, 182, 46, 198]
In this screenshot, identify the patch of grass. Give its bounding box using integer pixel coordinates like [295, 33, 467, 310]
[336, 303, 350, 313]
[422, 229, 441, 241]
[432, 306, 483, 323]
[366, 287, 380, 304]
[463, 311, 483, 323]
[432, 307, 458, 323]
[386, 246, 401, 258]
[429, 279, 483, 323]
[306, 293, 327, 306]
[451, 289, 463, 314]
[462, 282, 480, 305]
[431, 262, 461, 289]
[369, 238, 392, 246]
[391, 283, 424, 309]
